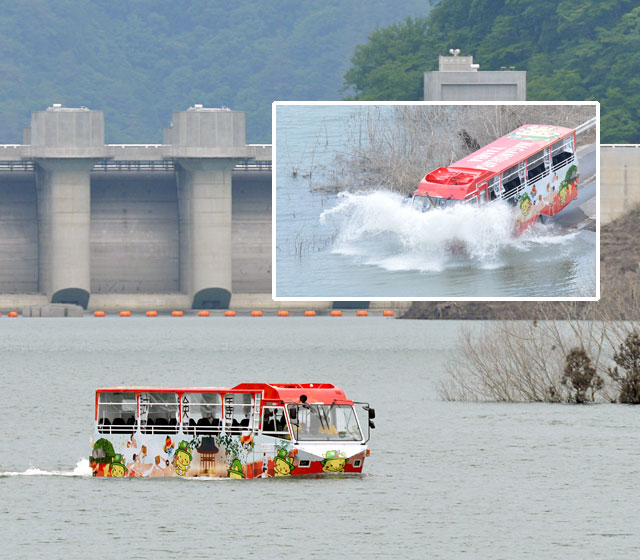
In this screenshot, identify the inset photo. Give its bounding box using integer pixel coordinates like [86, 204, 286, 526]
[273, 102, 599, 300]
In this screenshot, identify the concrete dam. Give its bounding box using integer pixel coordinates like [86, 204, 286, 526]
[0, 105, 271, 310]
[0, 105, 635, 312]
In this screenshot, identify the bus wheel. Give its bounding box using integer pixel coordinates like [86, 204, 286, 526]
[537, 214, 548, 225]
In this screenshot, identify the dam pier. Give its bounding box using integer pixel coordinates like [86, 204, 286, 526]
[0, 105, 271, 311]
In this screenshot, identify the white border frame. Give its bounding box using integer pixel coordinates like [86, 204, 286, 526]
[272, 100, 600, 302]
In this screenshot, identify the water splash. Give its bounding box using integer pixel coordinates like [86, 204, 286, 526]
[319, 190, 576, 272]
[0, 458, 91, 477]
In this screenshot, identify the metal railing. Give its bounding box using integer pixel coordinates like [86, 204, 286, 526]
[552, 153, 575, 173]
[233, 160, 272, 171]
[0, 158, 272, 172]
[0, 161, 33, 171]
[575, 117, 597, 135]
[93, 160, 174, 172]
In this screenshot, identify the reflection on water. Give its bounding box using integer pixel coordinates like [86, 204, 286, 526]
[1, 318, 639, 558]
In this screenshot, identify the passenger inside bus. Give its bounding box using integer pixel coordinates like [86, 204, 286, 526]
[140, 392, 179, 435]
[502, 164, 523, 198]
[551, 137, 574, 167]
[183, 392, 222, 435]
[97, 392, 137, 434]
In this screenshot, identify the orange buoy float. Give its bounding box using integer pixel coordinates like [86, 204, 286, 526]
[146, 310, 158, 317]
[171, 310, 183, 317]
[224, 310, 236, 317]
[198, 310, 210, 317]
[251, 310, 263, 317]
[304, 310, 316, 317]
[330, 310, 342, 317]
[8, 311, 18, 318]
[383, 310, 394, 317]
[94, 311, 106, 317]
[277, 310, 289, 317]
[356, 310, 369, 317]
[120, 311, 131, 317]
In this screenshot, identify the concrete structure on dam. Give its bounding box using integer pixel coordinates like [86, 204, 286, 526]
[0, 104, 271, 310]
[600, 144, 640, 225]
[425, 52, 526, 101]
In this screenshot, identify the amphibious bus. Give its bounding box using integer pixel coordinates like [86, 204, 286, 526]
[90, 383, 374, 478]
[412, 124, 579, 233]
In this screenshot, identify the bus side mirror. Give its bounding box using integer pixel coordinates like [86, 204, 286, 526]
[368, 408, 375, 420]
[369, 419, 375, 429]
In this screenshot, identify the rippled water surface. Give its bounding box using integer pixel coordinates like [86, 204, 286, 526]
[275, 105, 597, 298]
[1, 318, 639, 558]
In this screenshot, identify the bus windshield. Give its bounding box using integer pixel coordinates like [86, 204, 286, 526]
[287, 404, 362, 442]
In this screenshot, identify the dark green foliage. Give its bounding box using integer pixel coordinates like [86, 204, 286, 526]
[608, 330, 640, 404]
[342, 0, 640, 143]
[0, 0, 429, 144]
[91, 438, 115, 464]
[561, 347, 603, 403]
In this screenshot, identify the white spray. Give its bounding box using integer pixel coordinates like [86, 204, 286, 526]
[0, 458, 91, 477]
[319, 190, 575, 272]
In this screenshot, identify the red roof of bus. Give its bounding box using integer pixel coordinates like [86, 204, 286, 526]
[452, 124, 573, 172]
[414, 124, 574, 198]
[96, 383, 351, 405]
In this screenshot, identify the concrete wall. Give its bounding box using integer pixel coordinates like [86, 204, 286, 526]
[424, 71, 526, 101]
[601, 145, 640, 224]
[0, 173, 38, 292]
[91, 172, 180, 292]
[232, 170, 271, 293]
[30, 108, 104, 148]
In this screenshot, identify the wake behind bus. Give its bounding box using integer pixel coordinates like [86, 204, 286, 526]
[412, 124, 579, 234]
[90, 383, 375, 478]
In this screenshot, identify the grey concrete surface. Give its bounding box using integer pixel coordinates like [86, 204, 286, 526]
[0, 105, 271, 309]
[91, 172, 180, 293]
[424, 55, 526, 101]
[177, 158, 235, 308]
[35, 158, 94, 307]
[22, 303, 83, 317]
[232, 170, 271, 293]
[0, 173, 38, 293]
[601, 145, 640, 224]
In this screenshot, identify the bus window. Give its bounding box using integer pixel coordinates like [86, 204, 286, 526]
[224, 393, 255, 434]
[476, 183, 488, 204]
[502, 162, 525, 199]
[261, 406, 290, 438]
[552, 136, 575, 168]
[139, 392, 179, 435]
[526, 149, 549, 183]
[488, 176, 500, 201]
[182, 392, 222, 435]
[97, 392, 136, 434]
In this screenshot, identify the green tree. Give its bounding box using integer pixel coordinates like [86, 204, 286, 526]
[608, 330, 640, 404]
[342, 0, 640, 143]
[561, 347, 603, 403]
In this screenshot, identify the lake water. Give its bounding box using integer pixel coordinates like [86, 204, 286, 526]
[2, 317, 638, 559]
[274, 105, 596, 298]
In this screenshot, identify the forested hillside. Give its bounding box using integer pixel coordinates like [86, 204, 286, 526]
[0, 0, 429, 143]
[343, 0, 640, 143]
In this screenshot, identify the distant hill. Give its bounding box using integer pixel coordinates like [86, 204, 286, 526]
[0, 0, 429, 144]
[343, 0, 640, 143]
